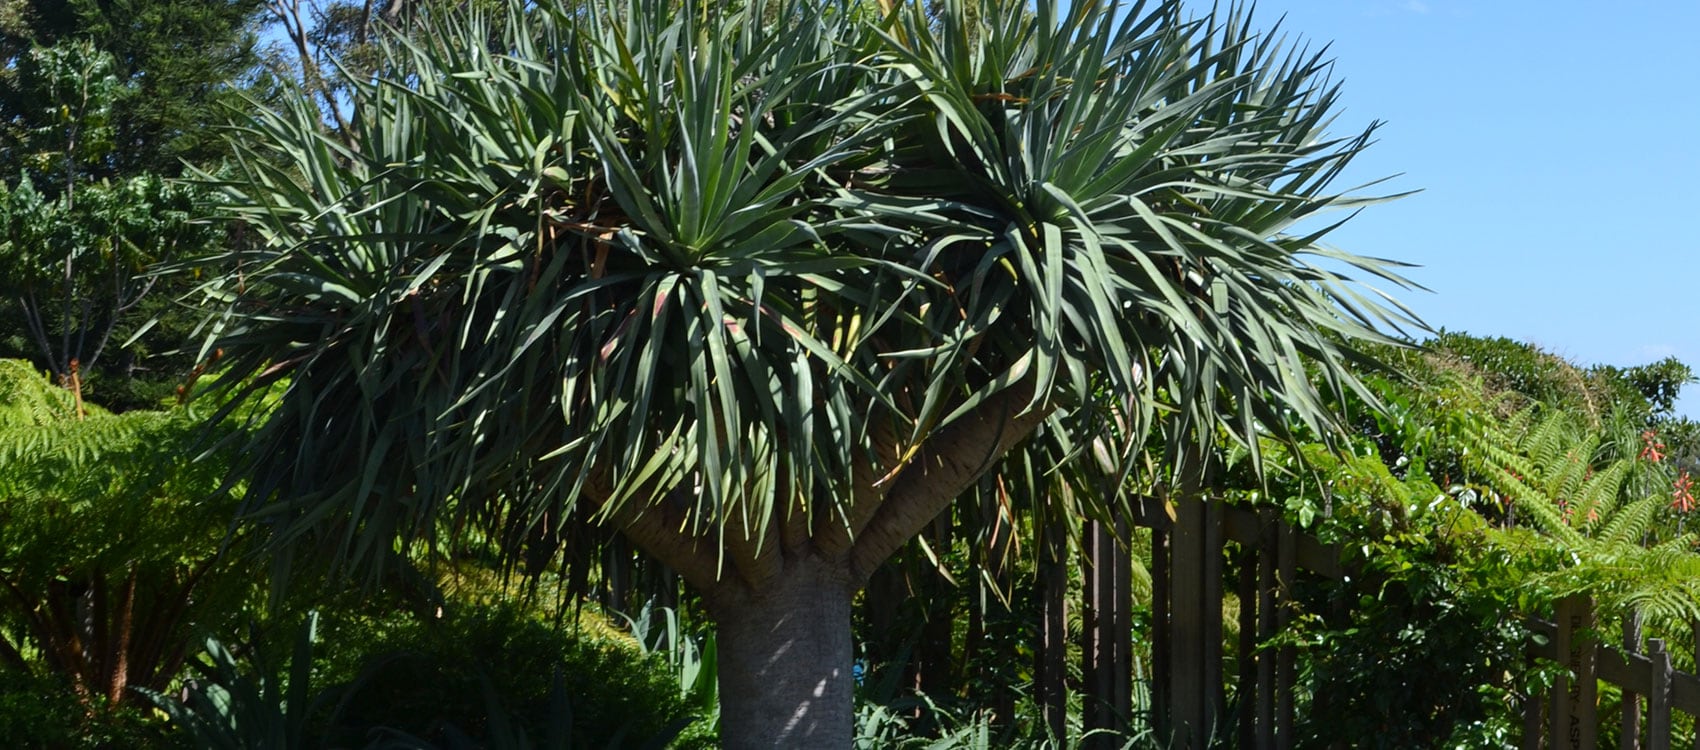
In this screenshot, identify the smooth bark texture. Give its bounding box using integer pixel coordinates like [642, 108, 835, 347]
[711, 555, 856, 749]
[848, 382, 1047, 582]
[604, 381, 1049, 747]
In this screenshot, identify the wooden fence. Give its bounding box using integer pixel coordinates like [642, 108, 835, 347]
[1116, 496, 1700, 749]
[1525, 599, 1700, 750]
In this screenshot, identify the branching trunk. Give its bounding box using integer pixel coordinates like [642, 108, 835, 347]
[849, 382, 1047, 581]
[606, 379, 1048, 747]
[19, 295, 59, 379]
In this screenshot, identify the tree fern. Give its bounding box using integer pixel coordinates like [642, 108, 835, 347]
[1454, 402, 1700, 638]
[1595, 493, 1660, 548]
[0, 359, 252, 704]
[0, 359, 88, 428]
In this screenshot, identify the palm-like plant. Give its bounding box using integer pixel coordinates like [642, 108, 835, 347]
[195, 0, 1418, 743]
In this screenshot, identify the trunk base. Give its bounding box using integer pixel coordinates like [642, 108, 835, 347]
[712, 556, 854, 749]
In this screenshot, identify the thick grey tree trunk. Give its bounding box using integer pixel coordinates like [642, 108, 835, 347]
[712, 555, 855, 749]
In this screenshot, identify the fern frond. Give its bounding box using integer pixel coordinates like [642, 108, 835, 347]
[1596, 495, 1660, 547]
[1573, 460, 1633, 534]
[0, 359, 87, 428]
[1476, 458, 1584, 546]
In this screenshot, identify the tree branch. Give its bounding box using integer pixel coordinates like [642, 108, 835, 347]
[18, 295, 57, 378]
[813, 417, 904, 558]
[269, 0, 353, 138]
[595, 482, 726, 596]
[847, 381, 1048, 584]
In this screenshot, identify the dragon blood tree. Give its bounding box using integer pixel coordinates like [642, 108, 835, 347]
[196, 0, 1418, 744]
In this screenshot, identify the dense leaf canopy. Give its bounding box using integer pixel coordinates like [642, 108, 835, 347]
[198, 0, 1420, 583]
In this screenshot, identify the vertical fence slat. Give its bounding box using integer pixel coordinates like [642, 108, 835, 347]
[1526, 688, 1546, 750]
[1082, 520, 1103, 742]
[1256, 510, 1277, 750]
[1649, 638, 1671, 750]
[1624, 610, 1644, 750]
[1037, 519, 1068, 743]
[1275, 519, 1296, 750]
[1203, 499, 1225, 729]
[1112, 511, 1132, 733]
[1170, 500, 1206, 748]
[1553, 596, 1599, 750]
[1691, 622, 1700, 750]
[1152, 523, 1171, 739]
[1237, 544, 1259, 750]
[1083, 518, 1123, 747]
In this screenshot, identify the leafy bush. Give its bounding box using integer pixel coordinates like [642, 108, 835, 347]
[322, 603, 696, 748]
[1237, 418, 1547, 747]
[1284, 537, 1543, 749]
[0, 666, 180, 749]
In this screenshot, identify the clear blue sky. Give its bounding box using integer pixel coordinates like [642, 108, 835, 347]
[1228, 0, 1700, 416]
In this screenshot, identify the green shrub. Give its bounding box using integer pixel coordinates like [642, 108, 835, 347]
[322, 603, 696, 748]
[1285, 540, 1541, 749]
[0, 667, 180, 750]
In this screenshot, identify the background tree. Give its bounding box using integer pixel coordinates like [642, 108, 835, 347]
[196, 0, 1420, 745]
[0, 0, 272, 176]
[0, 0, 271, 406]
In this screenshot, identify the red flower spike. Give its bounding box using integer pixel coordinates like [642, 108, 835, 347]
[1673, 472, 1695, 514]
[1642, 430, 1667, 463]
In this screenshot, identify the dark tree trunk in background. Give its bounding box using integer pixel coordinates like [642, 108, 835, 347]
[913, 515, 956, 704]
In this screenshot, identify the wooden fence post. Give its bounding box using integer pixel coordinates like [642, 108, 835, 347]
[1170, 499, 1207, 748]
[1113, 511, 1133, 732]
[1691, 622, 1700, 750]
[1525, 690, 1545, 750]
[1553, 595, 1599, 750]
[1036, 518, 1068, 743]
[1623, 610, 1643, 750]
[1203, 499, 1225, 727]
[1083, 515, 1131, 748]
[1648, 638, 1671, 750]
[1152, 522, 1171, 739]
[1275, 519, 1297, 750]
[1237, 543, 1259, 750]
[1256, 509, 1277, 750]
